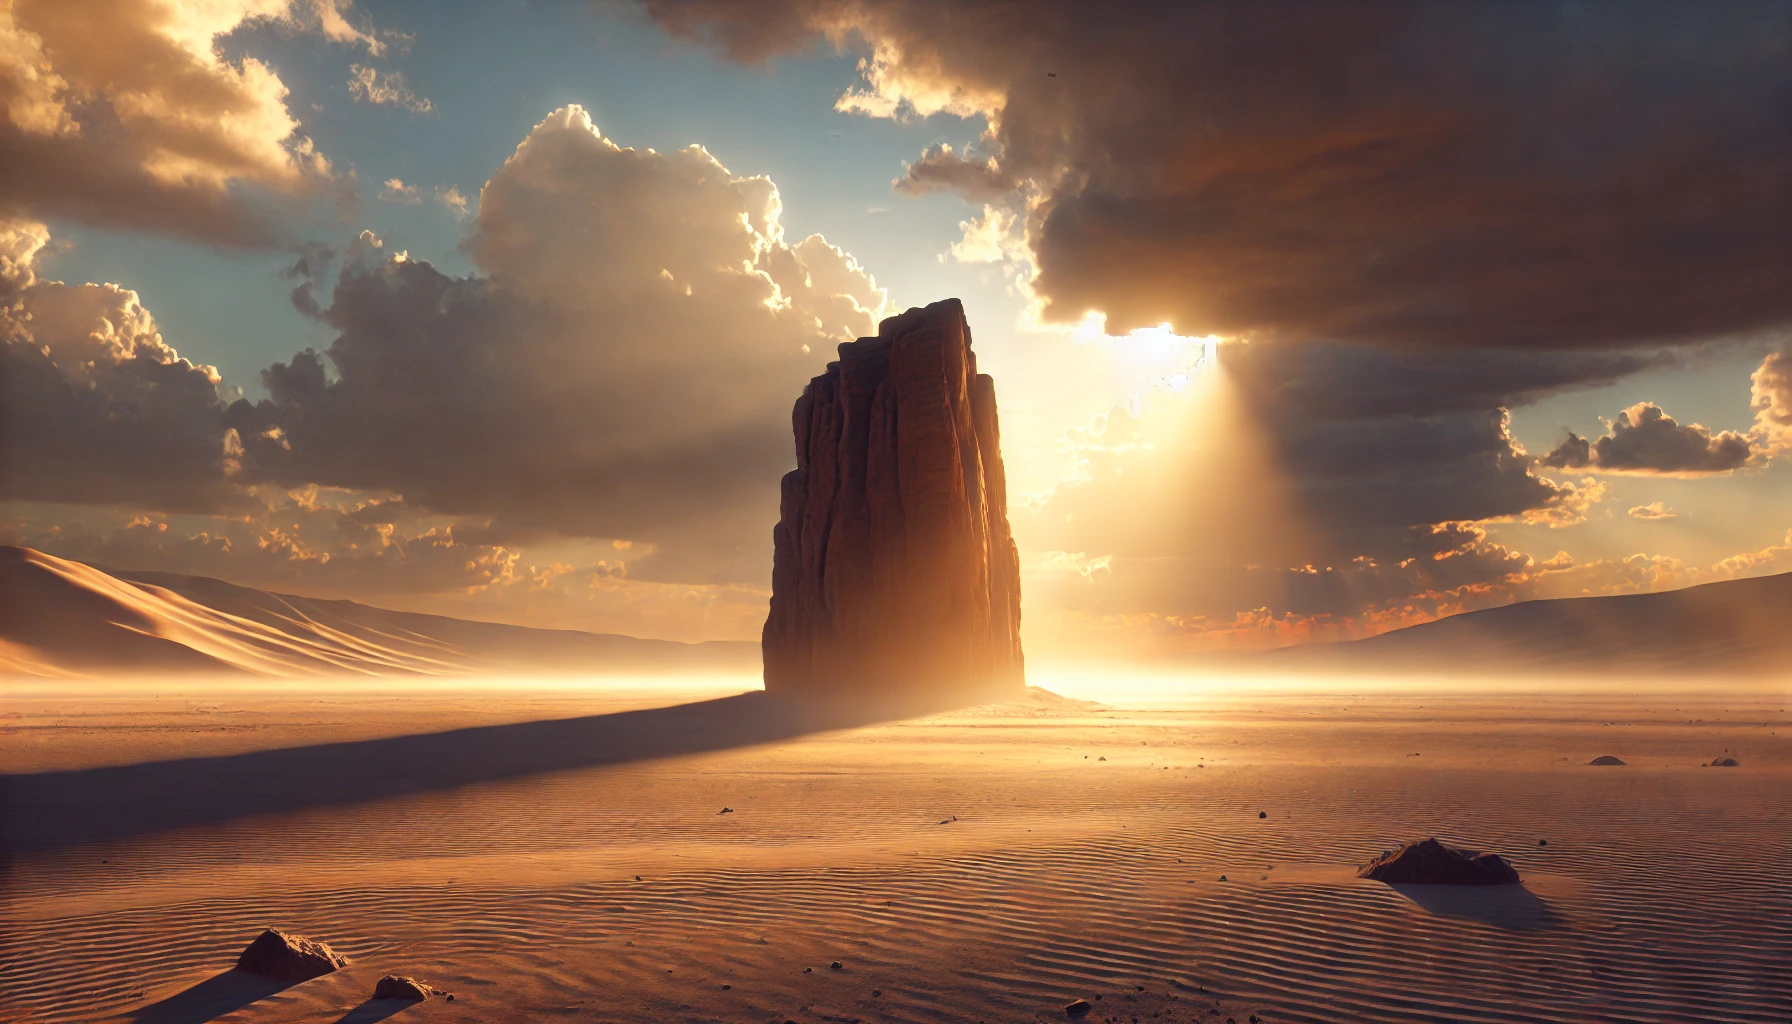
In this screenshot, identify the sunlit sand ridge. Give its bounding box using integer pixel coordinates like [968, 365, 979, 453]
[0, 547, 755, 679]
[2, 677, 1785, 1023]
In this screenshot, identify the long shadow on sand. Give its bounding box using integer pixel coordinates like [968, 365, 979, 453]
[1387, 882, 1561, 931]
[125, 969, 291, 1024]
[1, 690, 939, 856]
[334, 998, 416, 1024]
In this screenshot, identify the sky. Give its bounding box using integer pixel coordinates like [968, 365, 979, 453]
[3, 0, 1790, 659]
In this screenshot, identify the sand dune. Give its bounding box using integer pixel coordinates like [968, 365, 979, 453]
[1269, 570, 1792, 675]
[0, 546, 756, 678]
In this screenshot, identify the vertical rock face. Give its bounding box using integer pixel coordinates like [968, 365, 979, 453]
[764, 298, 1024, 699]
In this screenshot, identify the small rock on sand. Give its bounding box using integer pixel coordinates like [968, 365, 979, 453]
[1588, 755, 1626, 766]
[830, 961, 843, 970]
[235, 929, 347, 982]
[1065, 998, 1093, 1017]
[373, 975, 435, 1000]
[1710, 756, 1740, 767]
[1358, 838, 1520, 885]
[1258, 811, 1267, 819]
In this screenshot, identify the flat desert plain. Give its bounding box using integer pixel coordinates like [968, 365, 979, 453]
[1, 675, 1787, 1023]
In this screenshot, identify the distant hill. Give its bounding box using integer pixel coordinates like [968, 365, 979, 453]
[1265, 571, 1792, 676]
[0, 545, 759, 678]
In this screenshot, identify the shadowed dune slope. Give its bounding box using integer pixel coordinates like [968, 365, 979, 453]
[1269, 570, 1792, 674]
[0, 546, 757, 677]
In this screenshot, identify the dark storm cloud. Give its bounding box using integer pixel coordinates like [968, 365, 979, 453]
[1221, 341, 1674, 421]
[1217, 340, 1615, 536]
[1542, 403, 1758, 475]
[644, 0, 1792, 348]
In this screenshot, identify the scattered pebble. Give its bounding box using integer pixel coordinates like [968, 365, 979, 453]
[718, 807, 734, 814]
[1218, 874, 1228, 881]
[1539, 839, 1548, 846]
[1258, 811, 1267, 819]
[830, 961, 843, 970]
[1065, 998, 1093, 1017]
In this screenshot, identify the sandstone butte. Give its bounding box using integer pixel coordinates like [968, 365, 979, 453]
[763, 298, 1025, 700]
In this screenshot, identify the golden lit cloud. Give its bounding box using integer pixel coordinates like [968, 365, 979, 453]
[0, 0, 352, 243]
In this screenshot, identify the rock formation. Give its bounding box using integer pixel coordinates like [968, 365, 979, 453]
[763, 298, 1024, 699]
[373, 975, 437, 1000]
[1588, 755, 1627, 766]
[1357, 838, 1521, 885]
[235, 928, 348, 981]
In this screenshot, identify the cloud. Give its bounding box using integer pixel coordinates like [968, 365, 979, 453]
[0, 219, 244, 512]
[3, 107, 887, 599]
[1542, 402, 1757, 475]
[224, 106, 886, 583]
[645, 1, 1792, 349]
[378, 178, 421, 203]
[377, 178, 469, 216]
[1006, 330, 1644, 648]
[947, 204, 1023, 263]
[0, 0, 345, 245]
[1751, 344, 1792, 451]
[436, 185, 468, 217]
[308, 0, 387, 54]
[1629, 501, 1676, 520]
[898, 143, 1013, 201]
[348, 64, 432, 113]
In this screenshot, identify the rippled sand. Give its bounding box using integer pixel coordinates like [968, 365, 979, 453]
[2, 676, 1787, 1023]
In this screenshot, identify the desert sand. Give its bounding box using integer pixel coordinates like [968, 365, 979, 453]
[2, 674, 1787, 1024]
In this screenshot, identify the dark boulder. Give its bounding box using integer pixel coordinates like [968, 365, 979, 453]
[1709, 756, 1740, 767]
[373, 975, 436, 1000]
[1588, 755, 1626, 766]
[235, 929, 347, 981]
[1358, 838, 1521, 885]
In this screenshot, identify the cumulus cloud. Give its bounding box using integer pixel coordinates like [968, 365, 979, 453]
[0, 0, 347, 245]
[645, 1, 1792, 349]
[4, 108, 888, 594]
[224, 107, 886, 582]
[1542, 403, 1757, 475]
[348, 64, 432, 113]
[0, 219, 244, 512]
[1629, 502, 1676, 521]
[1751, 345, 1792, 451]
